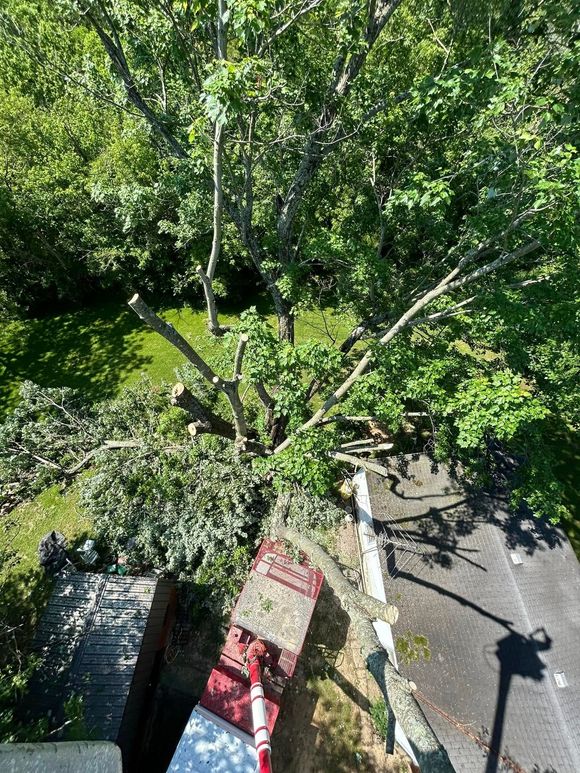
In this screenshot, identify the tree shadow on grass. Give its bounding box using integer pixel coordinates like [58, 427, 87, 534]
[0, 299, 153, 417]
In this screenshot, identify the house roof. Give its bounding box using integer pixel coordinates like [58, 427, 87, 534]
[25, 573, 172, 744]
[0, 741, 122, 773]
[365, 454, 580, 773]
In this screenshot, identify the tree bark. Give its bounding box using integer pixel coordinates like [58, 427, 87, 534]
[198, 0, 229, 336]
[277, 307, 295, 344]
[328, 450, 397, 479]
[86, 7, 188, 160]
[274, 514, 455, 773]
[128, 294, 252, 443]
[171, 382, 235, 440]
[196, 265, 228, 336]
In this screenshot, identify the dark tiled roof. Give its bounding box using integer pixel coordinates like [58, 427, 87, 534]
[25, 573, 170, 746]
[366, 455, 580, 773]
[0, 741, 122, 773]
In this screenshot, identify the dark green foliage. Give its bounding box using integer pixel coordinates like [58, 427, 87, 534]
[254, 427, 341, 495]
[82, 434, 270, 577]
[195, 546, 253, 612]
[0, 656, 47, 743]
[0, 382, 96, 510]
[286, 490, 344, 536]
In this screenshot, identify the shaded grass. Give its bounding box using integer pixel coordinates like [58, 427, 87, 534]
[0, 296, 353, 418]
[0, 483, 92, 643]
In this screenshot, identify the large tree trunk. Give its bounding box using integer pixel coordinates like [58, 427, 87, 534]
[277, 309, 295, 345]
[272, 496, 455, 773]
[171, 383, 236, 440]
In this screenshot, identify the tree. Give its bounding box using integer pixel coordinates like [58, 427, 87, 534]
[1, 0, 578, 767]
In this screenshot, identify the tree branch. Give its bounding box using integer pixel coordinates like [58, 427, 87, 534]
[84, 5, 188, 159]
[171, 382, 236, 440]
[196, 265, 229, 336]
[197, 1, 229, 335]
[328, 450, 397, 478]
[258, 0, 325, 55]
[65, 439, 141, 476]
[272, 521, 398, 626]
[128, 294, 252, 443]
[129, 294, 221, 384]
[233, 333, 249, 381]
[273, 507, 454, 772]
[275, 240, 541, 453]
[277, 0, 404, 260]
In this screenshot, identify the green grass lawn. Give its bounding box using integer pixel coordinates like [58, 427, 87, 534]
[0, 483, 92, 640]
[0, 295, 353, 417]
[0, 296, 353, 627]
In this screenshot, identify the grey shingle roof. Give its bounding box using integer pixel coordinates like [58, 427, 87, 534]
[0, 741, 122, 773]
[24, 573, 173, 760]
[366, 454, 580, 773]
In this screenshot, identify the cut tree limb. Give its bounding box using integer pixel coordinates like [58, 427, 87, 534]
[337, 442, 395, 454]
[129, 294, 221, 385]
[274, 240, 540, 454]
[171, 382, 235, 440]
[272, 519, 398, 627]
[128, 294, 252, 443]
[273, 509, 454, 772]
[353, 606, 456, 772]
[328, 450, 396, 479]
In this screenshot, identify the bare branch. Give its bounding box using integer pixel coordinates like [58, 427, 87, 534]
[196, 265, 229, 335]
[84, 6, 188, 159]
[128, 294, 221, 385]
[328, 450, 397, 478]
[233, 333, 249, 381]
[207, 122, 224, 282]
[273, 522, 399, 626]
[65, 439, 141, 476]
[274, 515, 454, 772]
[258, 0, 325, 54]
[318, 414, 377, 425]
[128, 294, 253, 443]
[336, 442, 394, 454]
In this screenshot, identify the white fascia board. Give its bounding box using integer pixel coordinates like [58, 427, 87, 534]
[353, 470, 418, 766]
